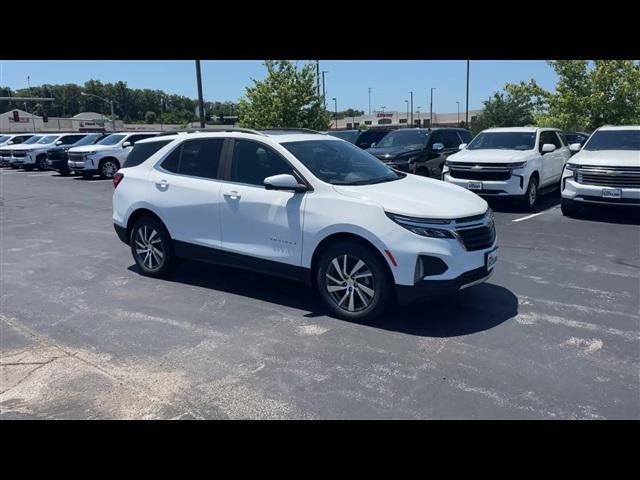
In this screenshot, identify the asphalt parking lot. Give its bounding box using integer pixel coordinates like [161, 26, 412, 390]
[1, 168, 638, 419]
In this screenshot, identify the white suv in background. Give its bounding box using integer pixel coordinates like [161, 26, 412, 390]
[561, 125, 640, 216]
[10, 133, 86, 171]
[67, 131, 160, 179]
[443, 127, 571, 209]
[112, 129, 498, 323]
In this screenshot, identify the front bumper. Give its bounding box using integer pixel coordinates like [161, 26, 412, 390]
[443, 171, 527, 197]
[68, 156, 98, 172]
[47, 158, 70, 171]
[11, 154, 33, 166]
[562, 178, 640, 206]
[396, 265, 494, 305]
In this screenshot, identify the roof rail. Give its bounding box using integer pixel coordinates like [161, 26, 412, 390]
[259, 128, 322, 134]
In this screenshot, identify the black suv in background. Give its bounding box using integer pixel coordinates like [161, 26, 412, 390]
[365, 127, 472, 178]
[46, 133, 110, 175]
[327, 128, 392, 150]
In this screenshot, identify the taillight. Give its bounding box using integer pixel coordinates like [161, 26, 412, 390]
[113, 172, 124, 188]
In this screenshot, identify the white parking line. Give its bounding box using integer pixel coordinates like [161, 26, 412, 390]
[512, 211, 547, 223]
[27, 173, 56, 177]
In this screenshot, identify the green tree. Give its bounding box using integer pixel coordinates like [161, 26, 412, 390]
[238, 60, 331, 130]
[144, 111, 157, 124]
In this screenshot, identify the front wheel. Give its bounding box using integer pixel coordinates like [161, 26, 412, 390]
[130, 217, 175, 278]
[523, 176, 539, 210]
[99, 159, 119, 179]
[561, 198, 580, 217]
[37, 156, 49, 171]
[315, 241, 392, 322]
[23, 165, 34, 171]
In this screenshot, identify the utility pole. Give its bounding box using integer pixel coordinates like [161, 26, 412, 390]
[27, 76, 36, 132]
[405, 100, 409, 128]
[430, 88, 435, 129]
[195, 60, 205, 129]
[322, 71, 328, 109]
[465, 60, 470, 126]
[456, 101, 460, 125]
[316, 61, 320, 96]
[332, 97, 338, 130]
[368, 87, 371, 115]
[410, 91, 414, 127]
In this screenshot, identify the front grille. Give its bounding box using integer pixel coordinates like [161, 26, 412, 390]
[459, 266, 489, 283]
[68, 153, 86, 161]
[0, 151, 11, 158]
[576, 165, 640, 188]
[46, 151, 66, 160]
[12, 151, 27, 158]
[449, 169, 511, 181]
[456, 224, 496, 251]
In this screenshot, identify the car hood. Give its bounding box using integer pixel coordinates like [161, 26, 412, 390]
[69, 144, 118, 153]
[568, 149, 640, 167]
[10, 144, 54, 151]
[332, 174, 487, 219]
[366, 146, 422, 160]
[448, 149, 536, 164]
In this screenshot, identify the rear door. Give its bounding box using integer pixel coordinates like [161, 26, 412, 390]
[218, 139, 306, 268]
[538, 131, 566, 185]
[146, 138, 227, 249]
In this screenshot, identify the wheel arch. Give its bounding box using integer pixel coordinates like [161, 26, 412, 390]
[125, 208, 168, 243]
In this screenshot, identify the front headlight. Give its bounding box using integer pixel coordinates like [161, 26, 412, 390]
[84, 151, 97, 156]
[509, 161, 527, 169]
[564, 163, 579, 172]
[386, 212, 455, 239]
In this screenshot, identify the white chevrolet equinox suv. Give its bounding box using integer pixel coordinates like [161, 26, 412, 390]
[112, 129, 498, 322]
[443, 127, 571, 209]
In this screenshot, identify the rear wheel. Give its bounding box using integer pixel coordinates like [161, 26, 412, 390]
[130, 217, 175, 278]
[315, 241, 392, 322]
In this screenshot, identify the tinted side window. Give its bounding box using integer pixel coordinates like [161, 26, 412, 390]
[161, 146, 181, 173]
[230, 140, 293, 186]
[428, 131, 444, 147]
[539, 131, 562, 150]
[59, 135, 86, 145]
[441, 131, 463, 148]
[178, 139, 224, 179]
[123, 140, 172, 168]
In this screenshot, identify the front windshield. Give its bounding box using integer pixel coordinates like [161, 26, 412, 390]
[468, 132, 536, 151]
[23, 136, 43, 144]
[37, 135, 60, 144]
[0, 136, 9, 143]
[96, 134, 126, 145]
[583, 130, 640, 151]
[375, 130, 428, 149]
[74, 134, 102, 146]
[329, 131, 359, 143]
[282, 139, 403, 186]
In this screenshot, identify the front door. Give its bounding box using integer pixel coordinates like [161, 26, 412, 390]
[219, 139, 305, 267]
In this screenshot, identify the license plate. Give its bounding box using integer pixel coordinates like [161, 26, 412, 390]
[485, 247, 498, 271]
[602, 189, 621, 199]
[468, 182, 482, 191]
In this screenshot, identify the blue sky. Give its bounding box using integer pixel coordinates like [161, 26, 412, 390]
[0, 60, 558, 114]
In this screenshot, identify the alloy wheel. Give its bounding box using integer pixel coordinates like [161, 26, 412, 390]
[325, 254, 375, 313]
[102, 161, 117, 178]
[134, 226, 165, 270]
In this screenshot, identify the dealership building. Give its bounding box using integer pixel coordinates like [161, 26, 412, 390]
[330, 109, 483, 130]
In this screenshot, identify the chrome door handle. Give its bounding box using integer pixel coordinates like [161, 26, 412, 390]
[156, 179, 169, 188]
[225, 190, 241, 200]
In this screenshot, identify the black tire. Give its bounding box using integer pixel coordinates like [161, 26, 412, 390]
[561, 198, 580, 217]
[99, 158, 119, 179]
[523, 175, 539, 210]
[23, 165, 34, 171]
[315, 240, 392, 322]
[129, 216, 175, 278]
[36, 155, 49, 171]
[81, 172, 93, 179]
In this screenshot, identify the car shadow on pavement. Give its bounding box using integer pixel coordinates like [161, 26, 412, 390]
[129, 261, 517, 338]
[485, 193, 560, 214]
[567, 205, 640, 226]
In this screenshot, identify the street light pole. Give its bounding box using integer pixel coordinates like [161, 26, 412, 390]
[316, 60, 320, 96]
[332, 98, 338, 130]
[456, 101, 460, 125]
[465, 60, 470, 126]
[322, 71, 328, 109]
[368, 87, 371, 115]
[195, 60, 205, 129]
[81, 92, 117, 132]
[405, 100, 409, 128]
[430, 88, 435, 129]
[27, 76, 36, 132]
[410, 91, 413, 127]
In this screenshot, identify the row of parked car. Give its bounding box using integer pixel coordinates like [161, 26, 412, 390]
[2, 124, 637, 322]
[0, 131, 161, 178]
[326, 125, 639, 215]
